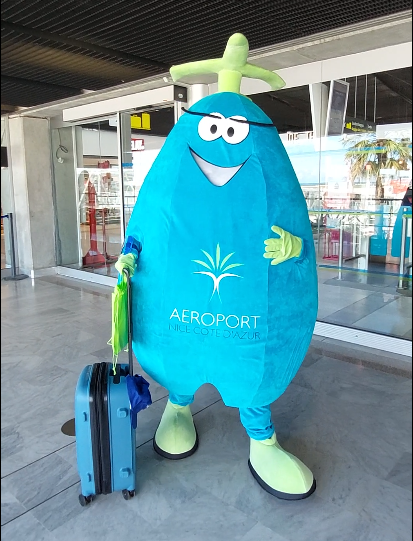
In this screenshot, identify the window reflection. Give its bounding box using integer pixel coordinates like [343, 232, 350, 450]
[253, 67, 412, 339]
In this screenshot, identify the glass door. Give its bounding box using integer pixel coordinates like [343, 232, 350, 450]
[118, 106, 174, 233]
[54, 93, 180, 278]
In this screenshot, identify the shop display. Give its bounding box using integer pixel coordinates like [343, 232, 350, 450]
[114, 33, 318, 499]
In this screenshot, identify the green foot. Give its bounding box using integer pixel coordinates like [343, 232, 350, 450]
[249, 434, 316, 500]
[153, 400, 198, 460]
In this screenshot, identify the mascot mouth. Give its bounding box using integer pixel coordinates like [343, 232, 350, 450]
[190, 148, 247, 187]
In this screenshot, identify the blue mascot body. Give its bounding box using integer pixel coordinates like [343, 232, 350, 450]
[115, 33, 318, 500]
[125, 92, 317, 409]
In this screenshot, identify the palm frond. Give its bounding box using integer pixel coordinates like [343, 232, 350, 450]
[220, 252, 234, 270]
[193, 259, 212, 271]
[222, 263, 243, 272]
[344, 135, 412, 183]
[201, 250, 215, 270]
[215, 244, 221, 269]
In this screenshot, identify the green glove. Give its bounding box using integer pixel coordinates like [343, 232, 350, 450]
[263, 226, 303, 266]
[115, 253, 137, 277]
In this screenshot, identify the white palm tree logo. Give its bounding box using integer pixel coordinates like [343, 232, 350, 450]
[192, 244, 243, 302]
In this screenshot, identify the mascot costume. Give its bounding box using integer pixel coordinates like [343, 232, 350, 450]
[115, 34, 318, 500]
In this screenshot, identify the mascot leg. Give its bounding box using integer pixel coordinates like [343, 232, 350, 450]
[153, 393, 198, 459]
[240, 406, 316, 500]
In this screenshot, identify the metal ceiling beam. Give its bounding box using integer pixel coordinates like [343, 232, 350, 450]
[1, 74, 82, 93]
[1, 20, 169, 70]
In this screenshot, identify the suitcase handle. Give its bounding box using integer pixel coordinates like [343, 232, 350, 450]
[123, 268, 133, 378]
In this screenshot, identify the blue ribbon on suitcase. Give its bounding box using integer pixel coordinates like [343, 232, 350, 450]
[126, 374, 152, 429]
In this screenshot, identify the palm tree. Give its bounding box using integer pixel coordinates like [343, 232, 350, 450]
[344, 135, 411, 199]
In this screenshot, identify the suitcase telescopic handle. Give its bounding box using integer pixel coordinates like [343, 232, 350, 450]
[122, 268, 133, 377]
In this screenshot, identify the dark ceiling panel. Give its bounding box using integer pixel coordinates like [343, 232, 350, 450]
[1, 76, 82, 107]
[1, 0, 412, 109]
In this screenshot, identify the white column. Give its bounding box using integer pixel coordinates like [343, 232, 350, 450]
[309, 83, 329, 139]
[8, 116, 56, 276]
[118, 112, 132, 238]
[51, 126, 80, 266]
[187, 84, 209, 107]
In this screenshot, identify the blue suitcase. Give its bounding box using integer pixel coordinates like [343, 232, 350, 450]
[75, 270, 145, 506]
[75, 361, 136, 505]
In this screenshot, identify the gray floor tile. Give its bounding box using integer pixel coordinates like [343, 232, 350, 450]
[386, 453, 413, 492]
[285, 394, 406, 479]
[1, 485, 27, 526]
[30, 484, 84, 532]
[354, 297, 413, 336]
[318, 278, 412, 338]
[301, 351, 322, 368]
[323, 292, 398, 326]
[190, 448, 278, 522]
[260, 494, 361, 541]
[270, 383, 317, 433]
[1, 512, 58, 541]
[2, 452, 79, 511]
[335, 515, 410, 541]
[55, 443, 77, 470]
[306, 451, 383, 513]
[1, 424, 24, 461]
[132, 457, 199, 528]
[147, 491, 255, 541]
[323, 276, 397, 293]
[317, 283, 373, 320]
[240, 523, 288, 541]
[359, 479, 412, 540]
[51, 489, 154, 541]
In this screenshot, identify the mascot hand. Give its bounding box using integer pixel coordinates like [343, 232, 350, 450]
[115, 253, 137, 277]
[263, 226, 303, 266]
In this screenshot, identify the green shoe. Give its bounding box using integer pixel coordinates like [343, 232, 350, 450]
[153, 400, 199, 460]
[248, 434, 316, 500]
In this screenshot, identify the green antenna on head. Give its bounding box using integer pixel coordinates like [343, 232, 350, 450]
[170, 33, 285, 94]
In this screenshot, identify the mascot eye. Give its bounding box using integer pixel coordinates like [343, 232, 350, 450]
[198, 113, 224, 141]
[223, 116, 249, 144]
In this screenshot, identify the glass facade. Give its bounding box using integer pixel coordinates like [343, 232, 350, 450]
[53, 68, 411, 340]
[53, 108, 173, 277]
[77, 118, 122, 274]
[117, 108, 173, 231]
[253, 68, 412, 339]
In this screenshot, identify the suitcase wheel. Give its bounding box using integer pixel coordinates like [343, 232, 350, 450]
[122, 489, 135, 500]
[79, 494, 95, 507]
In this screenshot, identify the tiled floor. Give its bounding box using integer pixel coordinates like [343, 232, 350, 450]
[317, 268, 412, 339]
[1, 276, 412, 541]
